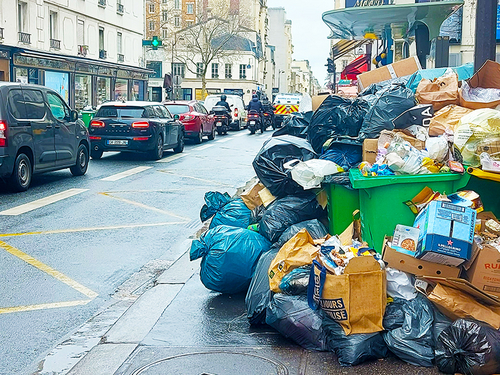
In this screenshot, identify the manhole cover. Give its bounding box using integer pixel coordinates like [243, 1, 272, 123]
[131, 351, 289, 375]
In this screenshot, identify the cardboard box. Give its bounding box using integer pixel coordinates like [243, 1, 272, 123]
[414, 201, 477, 267]
[240, 181, 265, 210]
[362, 132, 426, 164]
[466, 243, 500, 298]
[459, 60, 500, 109]
[312, 94, 329, 112]
[382, 237, 461, 278]
[357, 56, 421, 92]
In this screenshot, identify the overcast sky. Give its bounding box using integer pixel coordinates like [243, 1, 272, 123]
[267, 0, 334, 85]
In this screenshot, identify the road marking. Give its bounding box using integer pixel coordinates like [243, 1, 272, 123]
[101, 166, 152, 181]
[234, 132, 248, 137]
[99, 192, 191, 221]
[0, 222, 188, 238]
[0, 240, 98, 300]
[0, 300, 91, 315]
[0, 189, 88, 216]
[216, 138, 231, 143]
[194, 144, 214, 151]
[158, 170, 234, 187]
[156, 153, 188, 163]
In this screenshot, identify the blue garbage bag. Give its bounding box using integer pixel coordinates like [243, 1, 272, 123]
[319, 143, 362, 171]
[200, 191, 231, 222]
[406, 62, 474, 93]
[210, 198, 252, 229]
[190, 226, 271, 294]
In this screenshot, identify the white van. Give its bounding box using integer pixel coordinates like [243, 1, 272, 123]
[204, 94, 247, 130]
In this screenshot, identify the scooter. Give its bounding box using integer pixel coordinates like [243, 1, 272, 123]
[212, 105, 230, 135]
[263, 111, 274, 130]
[247, 110, 263, 134]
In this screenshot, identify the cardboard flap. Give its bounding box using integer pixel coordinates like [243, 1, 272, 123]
[418, 276, 500, 306]
[468, 60, 500, 89]
[344, 256, 381, 274]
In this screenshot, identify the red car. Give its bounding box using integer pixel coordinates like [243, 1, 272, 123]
[163, 100, 215, 144]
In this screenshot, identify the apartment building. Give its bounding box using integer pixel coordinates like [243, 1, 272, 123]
[0, 0, 151, 111]
[291, 60, 320, 96]
[268, 8, 293, 94]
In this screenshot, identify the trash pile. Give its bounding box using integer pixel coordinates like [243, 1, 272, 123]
[191, 59, 500, 373]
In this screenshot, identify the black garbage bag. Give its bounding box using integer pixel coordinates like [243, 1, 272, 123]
[382, 295, 435, 367]
[252, 135, 317, 198]
[323, 316, 389, 366]
[245, 249, 279, 325]
[279, 266, 311, 295]
[273, 111, 313, 138]
[251, 205, 266, 225]
[432, 305, 452, 346]
[307, 96, 371, 153]
[200, 191, 231, 222]
[259, 195, 325, 243]
[319, 143, 362, 171]
[276, 219, 328, 249]
[435, 319, 500, 375]
[322, 172, 353, 189]
[358, 84, 416, 140]
[209, 198, 253, 229]
[190, 226, 271, 294]
[266, 294, 328, 351]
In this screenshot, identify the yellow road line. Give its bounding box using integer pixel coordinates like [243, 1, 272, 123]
[0, 222, 187, 238]
[99, 192, 191, 221]
[0, 241, 98, 299]
[0, 300, 91, 315]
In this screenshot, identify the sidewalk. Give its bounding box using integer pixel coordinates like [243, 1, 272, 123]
[53, 245, 442, 375]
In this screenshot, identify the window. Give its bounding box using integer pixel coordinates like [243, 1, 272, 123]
[7, 89, 27, 120]
[97, 77, 111, 105]
[239, 64, 246, 79]
[49, 11, 58, 40]
[149, 3, 155, 13]
[99, 27, 104, 51]
[75, 75, 92, 111]
[186, 3, 194, 14]
[117, 32, 122, 55]
[172, 63, 185, 78]
[186, 21, 194, 27]
[23, 90, 46, 120]
[149, 21, 155, 31]
[174, 0, 180, 9]
[211, 63, 219, 79]
[225, 63, 232, 79]
[162, 0, 167, 3]
[162, 28, 168, 39]
[196, 63, 204, 78]
[47, 92, 69, 121]
[174, 16, 180, 27]
[18, 1, 27, 33]
[77, 20, 85, 45]
[162, 10, 168, 22]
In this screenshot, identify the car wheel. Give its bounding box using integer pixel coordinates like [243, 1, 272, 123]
[9, 153, 32, 192]
[208, 126, 215, 140]
[173, 132, 184, 153]
[237, 120, 242, 131]
[151, 134, 164, 160]
[195, 128, 203, 144]
[90, 149, 103, 159]
[70, 144, 89, 176]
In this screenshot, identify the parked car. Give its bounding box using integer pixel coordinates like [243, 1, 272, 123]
[0, 82, 90, 192]
[163, 100, 215, 144]
[89, 101, 184, 160]
[204, 94, 247, 130]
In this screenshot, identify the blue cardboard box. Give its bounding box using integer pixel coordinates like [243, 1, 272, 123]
[414, 201, 476, 267]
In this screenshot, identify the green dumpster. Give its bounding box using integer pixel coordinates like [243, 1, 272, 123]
[349, 169, 471, 253]
[324, 183, 360, 236]
[81, 110, 96, 128]
[462, 168, 500, 218]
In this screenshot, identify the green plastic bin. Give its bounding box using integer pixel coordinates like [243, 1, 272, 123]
[462, 174, 500, 218]
[349, 169, 471, 253]
[81, 110, 96, 128]
[324, 183, 360, 235]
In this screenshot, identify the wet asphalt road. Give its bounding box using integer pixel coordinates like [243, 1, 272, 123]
[0, 129, 269, 375]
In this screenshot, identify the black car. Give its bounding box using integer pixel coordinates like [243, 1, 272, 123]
[89, 101, 184, 160]
[0, 82, 90, 192]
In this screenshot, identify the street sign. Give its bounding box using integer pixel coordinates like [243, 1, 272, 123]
[142, 36, 162, 50]
[173, 75, 183, 86]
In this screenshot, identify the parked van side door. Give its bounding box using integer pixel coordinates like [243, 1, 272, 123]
[46, 91, 76, 167]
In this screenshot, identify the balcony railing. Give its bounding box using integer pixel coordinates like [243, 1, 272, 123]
[0, 28, 4, 40]
[50, 39, 61, 49]
[78, 45, 88, 57]
[117, 54, 124, 63]
[117, 3, 124, 14]
[18, 32, 31, 44]
[99, 49, 107, 59]
[98, 0, 106, 7]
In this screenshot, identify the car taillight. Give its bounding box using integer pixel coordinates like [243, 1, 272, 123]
[182, 115, 195, 121]
[89, 136, 101, 140]
[90, 120, 105, 128]
[234, 108, 238, 118]
[0, 121, 7, 147]
[131, 121, 150, 128]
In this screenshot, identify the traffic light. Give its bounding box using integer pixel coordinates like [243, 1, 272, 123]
[326, 58, 335, 74]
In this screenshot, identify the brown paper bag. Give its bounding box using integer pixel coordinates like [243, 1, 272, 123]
[240, 181, 265, 210]
[268, 229, 322, 293]
[308, 256, 386, 335]
[416, 73, 460, 111]
[428, 104, 473, 136]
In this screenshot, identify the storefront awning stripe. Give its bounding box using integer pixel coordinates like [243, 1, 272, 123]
[332, 40, 369, 59]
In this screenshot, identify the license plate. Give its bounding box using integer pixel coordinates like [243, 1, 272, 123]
[250, 121, 256, 125]
[216, 122, 222, 126]
[107, 140, 128, 146]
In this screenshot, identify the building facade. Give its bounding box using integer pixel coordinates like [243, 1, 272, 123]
[290, 59, 320, 96]
[268, 8, 293, 94]
[0, 0, 151, 111]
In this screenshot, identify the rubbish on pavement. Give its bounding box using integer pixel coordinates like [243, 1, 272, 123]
[311, 94, 329, 112]
[290, 159, 343, 190]
[259, 194, 325, 243]
[252, 135, 317, 198]
[322, 315, 389, 366]
[308, 255, 386, 335]
[318, 143, 362, 171]
[414, 201, 477, 267]
[415, 70, 460, 111]
[357, 56, 421, 91]
[391, 224, 420, 256]
[272, 111, 312, 139]
[435, 319, 500, 375]
[245, 249, 279, 326]
[406, 62, 474, 93]
[279, 266, 311, 295]
[299, 93, 313, 113]
[382, 295, 435, 367]
[209, 198, 253, 230]
[460, 60, 500, 109]
[240, 181, 265, 210]
[266, 294, 328, 351]
[425, 130, 454, 164]
[385, 268, 417, 300]
[447, 190, 484, 212]
[200, 191, 231, 222]
[466, 241, 500, 298]
[480, 152, 500, 173]
[428, 104, 473, 136]
[258, 186, 276, 207]
[382, 237, 461, 278]
[275, 219, 329, 249]
[392, 104, 433, 141]
[190, 225, 271, 294]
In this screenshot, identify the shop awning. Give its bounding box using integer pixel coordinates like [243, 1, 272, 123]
[332, 40, 369, 59]
[341, 54, 369, 80]
[322, 1, 463, 41]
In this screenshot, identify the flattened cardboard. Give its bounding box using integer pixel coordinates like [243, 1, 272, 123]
[466, 243, 500, 298]
[357, 56, 421, 91]
[382, 237, 461, 278]
[312, 94, 330, 112]
[459, 60, 500, 109]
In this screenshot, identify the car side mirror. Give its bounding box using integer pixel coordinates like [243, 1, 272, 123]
[70, 110, 78, 122]
[173, 114, 180, 121]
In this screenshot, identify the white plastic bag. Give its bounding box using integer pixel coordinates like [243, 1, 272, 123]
[386, 267, 417, 300]
[291, 159, 343, 189]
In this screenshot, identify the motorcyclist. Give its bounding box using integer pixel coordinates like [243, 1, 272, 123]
[247, 94, 263, 113]
[215, 94, 231, 113]
[261, 94, 275, 128]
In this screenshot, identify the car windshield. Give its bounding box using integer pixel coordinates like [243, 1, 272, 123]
[164, 104, 190, 115]
[96, 106, 146, 119]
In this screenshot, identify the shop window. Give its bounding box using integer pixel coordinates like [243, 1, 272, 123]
[45, 71, 69, 101]
[132, 80, 145, 101]
[115, 79, 128, 101]
[75, 75, 92, 111]
[97, 77, 111, 105]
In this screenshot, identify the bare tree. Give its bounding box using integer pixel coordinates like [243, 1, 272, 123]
[174, 0, 254, 97]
